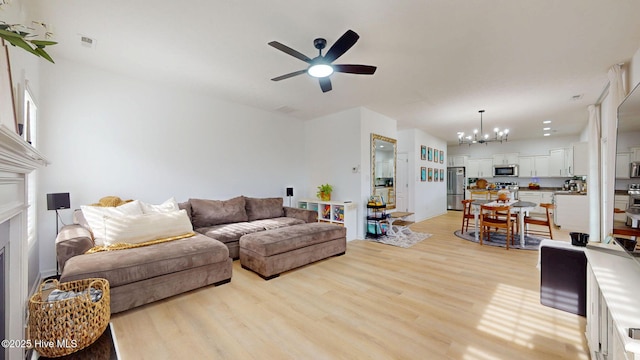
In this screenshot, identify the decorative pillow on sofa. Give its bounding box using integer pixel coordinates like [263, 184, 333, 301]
[103, 210, 194, 246]
[189, 196, 248, 228]
[81, 200, 143, 246]
[140, 197, 179, 214]
[244, 197, 284, 221]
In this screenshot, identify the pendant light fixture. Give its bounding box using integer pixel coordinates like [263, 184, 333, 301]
[457, 110, 509, 145]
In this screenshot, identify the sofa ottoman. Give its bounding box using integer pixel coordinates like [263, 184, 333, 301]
[239, 223, 346, 279]
[60, 232, 232, 313]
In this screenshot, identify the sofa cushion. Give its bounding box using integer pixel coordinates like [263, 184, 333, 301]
[245, 197, 285, 221]
[81, 200, 143, 246]
[61, 234, 229, 288]
[240, 223, 346, 257]
[190, 197, 248, 228]
[178, 201, 193, 222]
[140, 197, 179, 214]
[103, 210, 193, 246]
[250, 217, 305, 230]
[196, 222, 265, 244]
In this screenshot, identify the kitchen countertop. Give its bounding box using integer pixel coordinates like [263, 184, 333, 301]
[615, 190, 630, 196]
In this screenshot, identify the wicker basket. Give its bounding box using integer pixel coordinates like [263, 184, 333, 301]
[28, 278, 110, 358]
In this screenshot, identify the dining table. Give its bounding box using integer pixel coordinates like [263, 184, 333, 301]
[471, 199, 537, 247]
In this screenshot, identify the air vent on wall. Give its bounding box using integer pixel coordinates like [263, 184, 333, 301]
[79, 35, 96, 49]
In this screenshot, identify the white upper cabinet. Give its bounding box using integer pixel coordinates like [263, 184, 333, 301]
[572, 142, 589, 176]
[549, 148, 569, 177]
[519, 155, 549, 178]
[447, 155, 468, 167]
[616, 153, 631, 179]
[492, 153, 519, 165]
[467, 158, 493, 178]
[632, 147, 640, 162]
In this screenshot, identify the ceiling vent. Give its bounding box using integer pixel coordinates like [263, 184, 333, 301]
[570, 94, 583, 101]
[275, 106, 297, 114]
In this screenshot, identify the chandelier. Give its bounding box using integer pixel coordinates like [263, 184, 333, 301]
[457, 110, 509, 145]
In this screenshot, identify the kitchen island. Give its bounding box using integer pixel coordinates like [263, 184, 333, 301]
[554, 192, 589, 232]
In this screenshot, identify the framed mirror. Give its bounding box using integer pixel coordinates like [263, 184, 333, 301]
[614, 82, 640, 232]
[371, 133, 397, 210]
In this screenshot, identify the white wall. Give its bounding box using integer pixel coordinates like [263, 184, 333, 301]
[398, 129, 447, 222]
[36, 58, 306, 275]
[360, 108, 397, 237]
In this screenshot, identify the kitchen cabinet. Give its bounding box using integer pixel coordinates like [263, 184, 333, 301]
[616, 153, 631, 179]
[572, 142, 589, 176]
[492, 153, 519, 165]
[554, 194, 589, 232]
[447, 155, 468, 167]
[549, 148, 573, 177]
[614, 195, 630, 223]
[466, 158, 493, 178]
[519, 155, 549, 178]
[632, 147, 640, 162]
[518, 191, 554, 214]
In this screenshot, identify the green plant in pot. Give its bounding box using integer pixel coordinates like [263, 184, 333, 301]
[316, 184, 333, 201]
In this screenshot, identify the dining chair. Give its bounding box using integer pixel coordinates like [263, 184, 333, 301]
[480, 204, 514, 250]
[524, 203, 555, 239]
[461, 199, 474, 233]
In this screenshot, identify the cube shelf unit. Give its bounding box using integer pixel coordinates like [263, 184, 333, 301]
[297, 199, 357, 241]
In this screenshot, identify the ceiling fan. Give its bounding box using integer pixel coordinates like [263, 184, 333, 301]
[268, 29, 377, 93]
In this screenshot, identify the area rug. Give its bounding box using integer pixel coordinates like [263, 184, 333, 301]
[367, 232, 432, 248]
[454, 230, 542, 250]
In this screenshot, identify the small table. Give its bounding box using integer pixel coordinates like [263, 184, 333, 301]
[387, 211, 414, 237]
[471, 200, 537, 247]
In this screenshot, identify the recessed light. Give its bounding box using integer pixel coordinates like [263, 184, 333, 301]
[543, 133, 551, 137]
[543, 120, 552, 124]
[543, 127, 551, 131]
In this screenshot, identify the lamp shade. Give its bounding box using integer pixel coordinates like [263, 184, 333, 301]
[46, 193, 70, 210]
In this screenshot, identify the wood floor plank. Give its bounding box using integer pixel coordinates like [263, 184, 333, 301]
[111, 211, 588, 359]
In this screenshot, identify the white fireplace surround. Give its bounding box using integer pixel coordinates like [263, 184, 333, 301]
[0, 125, 48, 360]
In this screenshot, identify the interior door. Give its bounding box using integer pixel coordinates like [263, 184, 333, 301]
[396, 152, 408, 212]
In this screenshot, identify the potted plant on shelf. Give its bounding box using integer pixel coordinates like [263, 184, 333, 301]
[316, 184, 333, 201]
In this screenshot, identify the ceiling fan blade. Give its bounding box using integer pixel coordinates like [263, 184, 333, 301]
[319, 77, 332, 92]
[324, 30, 359, 63]
[268, 41, 312, 63]
[271, 69, 307, 81]
[333, 64, 377, 75]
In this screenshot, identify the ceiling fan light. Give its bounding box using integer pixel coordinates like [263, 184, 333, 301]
[308, 64, 334, 78]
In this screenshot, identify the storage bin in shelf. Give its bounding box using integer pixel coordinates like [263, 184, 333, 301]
[297, 199, 357, 241]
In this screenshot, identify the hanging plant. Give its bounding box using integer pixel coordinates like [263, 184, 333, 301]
[0, 2, 57, 63]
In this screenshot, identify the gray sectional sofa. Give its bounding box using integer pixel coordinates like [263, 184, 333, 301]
[56, 196, 318, 313]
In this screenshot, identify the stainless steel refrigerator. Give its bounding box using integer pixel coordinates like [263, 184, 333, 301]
[447, 167, 465, 210]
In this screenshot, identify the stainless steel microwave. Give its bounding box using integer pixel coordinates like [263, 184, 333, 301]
[631, 161, 640, 178]
[493, 164, 519, 177]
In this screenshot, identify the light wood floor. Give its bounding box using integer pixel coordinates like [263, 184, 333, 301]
[111, 211, 588, 359]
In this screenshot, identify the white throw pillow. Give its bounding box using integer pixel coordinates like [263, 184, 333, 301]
[81, 200, 143, 246]
[102, 210, 193, 246]
[140, 197, 179, 214]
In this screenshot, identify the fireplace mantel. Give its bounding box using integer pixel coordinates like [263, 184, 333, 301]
[0, 124, 48, 359]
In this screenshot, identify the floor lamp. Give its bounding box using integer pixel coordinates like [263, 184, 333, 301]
[47, 192, 70, 278]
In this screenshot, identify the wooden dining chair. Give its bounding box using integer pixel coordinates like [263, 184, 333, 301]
[461, 199, 475, 233]
[480, 204, 514, 250]
[524, 203, 555, 239]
